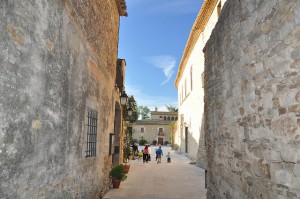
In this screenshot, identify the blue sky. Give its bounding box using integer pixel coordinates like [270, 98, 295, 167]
[118, 0, 203, 111]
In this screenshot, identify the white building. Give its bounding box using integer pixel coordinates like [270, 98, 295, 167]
[174, 0, 227, 167]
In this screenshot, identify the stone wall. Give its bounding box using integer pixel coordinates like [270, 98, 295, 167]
[0, 0, 121, 198]
[204, 0, 300, 198]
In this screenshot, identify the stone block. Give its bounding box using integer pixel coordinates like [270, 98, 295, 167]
[275, 169, 293, 187]
[292, 164, 300, 177]
[280, 149, 299, 163]
[271, 116, 298, 136]
[288, 104, 300, 113]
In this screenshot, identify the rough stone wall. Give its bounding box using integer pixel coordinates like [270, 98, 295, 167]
[0, 0, 120, 198]
[196, 114, 207, 169]
[204, 0, 300, 198]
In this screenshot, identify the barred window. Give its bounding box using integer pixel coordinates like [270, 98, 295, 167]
[86, 108, 98, 157]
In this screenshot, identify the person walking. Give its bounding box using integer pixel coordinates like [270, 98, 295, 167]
[166, 152, 171, 163]
[156, 146, 163, 164]
[147, 144, 152, 161]
[143, 145, 149, 163]
[155, 144, 160, 161]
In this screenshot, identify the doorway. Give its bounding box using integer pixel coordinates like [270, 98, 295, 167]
[158, 137, 164, 145]
[185, 127, 188, 153]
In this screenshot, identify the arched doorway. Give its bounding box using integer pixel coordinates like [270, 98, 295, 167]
[112, 102, 122, 166]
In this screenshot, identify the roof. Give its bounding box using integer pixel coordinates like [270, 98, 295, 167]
[116, 0, 128, 17]
[174, 0, 218, 88]
[150, 111, 178, 116]
[133, 120, 174, 125]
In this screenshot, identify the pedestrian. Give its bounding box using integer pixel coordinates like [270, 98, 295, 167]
[138, 150, 143, 160]
[132, 143, 138, 156]
[156, 146, 163, 164]
[155, 144, 160, 161]
[166, 152, 171, 163]
[147, 144, 152, 161]
[143, 144, 149, 163]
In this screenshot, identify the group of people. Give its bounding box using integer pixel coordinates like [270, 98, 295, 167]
[132, 143, 171, 164]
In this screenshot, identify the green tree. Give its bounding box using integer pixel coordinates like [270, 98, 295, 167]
[138, 106, 150, 119]
[166, 105, 178, 112]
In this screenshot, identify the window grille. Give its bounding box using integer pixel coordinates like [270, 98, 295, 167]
[158, 128, 163, 133]
[86, 108, 98, 157]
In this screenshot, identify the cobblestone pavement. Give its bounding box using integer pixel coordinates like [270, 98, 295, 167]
[103, 146, 207, 199]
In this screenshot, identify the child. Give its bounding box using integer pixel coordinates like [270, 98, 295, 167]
[156, 146, 163, 164]
[166, 152, 171, 163]
[138, 150, 143, 160]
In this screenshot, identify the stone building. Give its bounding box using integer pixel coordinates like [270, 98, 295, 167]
[0, 0, 127, 198]
[174, 0, 227, 165]
[132, 109, 177, 145]
[204, 0, 300, 198]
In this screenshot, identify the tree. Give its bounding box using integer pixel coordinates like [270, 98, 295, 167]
[166, 105, 178, 112]
[138, 106, 150, 119]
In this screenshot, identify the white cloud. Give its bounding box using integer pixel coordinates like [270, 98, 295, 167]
[125, 85, 177, 112]
[144, 55, 176, 85]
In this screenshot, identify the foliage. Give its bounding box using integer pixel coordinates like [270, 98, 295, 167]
[152, 140, 157, 145]
[123, 122, 133, 161]
[165, 105, 178, 112]
[110, 165, 127, 181]
[138, 106, 150, 119]
[139, 138, 148, 146]
[131, 138, 138, 145]
[169, 121, 177, 149]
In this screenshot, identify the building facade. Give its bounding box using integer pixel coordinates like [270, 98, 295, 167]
[174, 0, 227, 165]
[0, 0, 127, 198]
[204, 0, 300, 198]
[132, 109, 177, 145]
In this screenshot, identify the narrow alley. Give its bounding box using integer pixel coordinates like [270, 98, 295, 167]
[103, 146, 206, 199]
[1, 0, 300, 198]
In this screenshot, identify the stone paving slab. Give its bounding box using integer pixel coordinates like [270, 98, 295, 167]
[103, 146, 207, 199]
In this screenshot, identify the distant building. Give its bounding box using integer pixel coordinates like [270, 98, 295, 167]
[132, 108, 178, 145]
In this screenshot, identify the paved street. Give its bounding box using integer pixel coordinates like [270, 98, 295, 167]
[103, 146, 207, 199]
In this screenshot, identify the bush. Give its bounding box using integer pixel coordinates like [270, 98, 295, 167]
[164, 141, 169, 145]
[131, 139, 138, 145]
[110, 165, 127, 181]
[139, 138, 148, 146]
[152, 140, 157, 145]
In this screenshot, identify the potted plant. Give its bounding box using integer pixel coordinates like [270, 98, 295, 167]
[123, 163, 130, 174]
[110, 164, 127, 188]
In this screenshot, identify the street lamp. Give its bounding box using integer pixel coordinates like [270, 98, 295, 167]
[120, 91, 128, 106]
[127, 107, 133, 116]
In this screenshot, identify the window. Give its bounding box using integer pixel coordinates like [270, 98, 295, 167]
[141, 127, 144, 133]
[217, 1, 222, 17]
[201, 72, 205, 88]
[159, 128, 163, 133]
[184, 79, 187, 97]
[86, 108, 98, 157]
[190, 66, 193, 91]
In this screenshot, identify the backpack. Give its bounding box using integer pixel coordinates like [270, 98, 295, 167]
[156, 148, 162, 155]
[144, 148, 148, 154]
